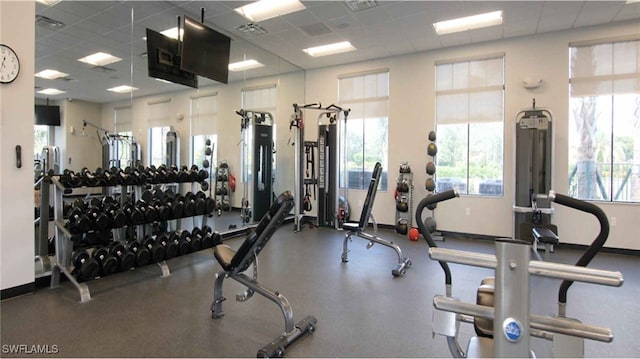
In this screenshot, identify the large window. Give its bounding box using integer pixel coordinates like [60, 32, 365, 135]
[147, 99, 171, 167]
[190, 94, 218, 169]
[435, 55, 504, 196]
[568, 39, 640, 202]
[241, 85, 277, 182]
[338, 70, 389, 190]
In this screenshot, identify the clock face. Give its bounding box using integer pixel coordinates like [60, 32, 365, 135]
[1, 44, 20, 84]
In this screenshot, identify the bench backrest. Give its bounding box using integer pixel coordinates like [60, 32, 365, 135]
[230, 191, 294, 273]
[357, 162, 382, 230]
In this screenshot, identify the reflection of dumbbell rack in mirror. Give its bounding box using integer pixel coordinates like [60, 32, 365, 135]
[424, 131, 441, 240]
[215, 161, 232, 217]
[395, 163, 413, 235]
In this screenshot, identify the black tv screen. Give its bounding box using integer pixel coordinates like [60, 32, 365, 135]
[146, 28, 198, 89]
[35, 105, 61, 126]
[181, 16, 231, 84]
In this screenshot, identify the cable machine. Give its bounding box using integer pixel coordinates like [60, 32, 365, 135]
[236, 109, 275, 223]
[513, 100, 557, 256]
[291, 103, 350, 231]
[82, 120, 141, 170]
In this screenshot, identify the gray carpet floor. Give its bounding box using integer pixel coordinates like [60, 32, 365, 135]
[1, 223, 638, 358]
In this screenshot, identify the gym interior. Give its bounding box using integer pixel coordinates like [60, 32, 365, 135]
[1, 1, 639, 358]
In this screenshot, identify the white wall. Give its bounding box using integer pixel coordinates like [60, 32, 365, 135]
[0, 1, 35, 291]
[304, 21, 640, 250]
[100, 71, 305, 208]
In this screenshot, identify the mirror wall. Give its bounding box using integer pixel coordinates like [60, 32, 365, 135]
[34, 1, 305, 230]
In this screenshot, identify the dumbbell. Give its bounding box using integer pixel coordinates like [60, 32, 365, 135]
[155, 234, 178, 260]
[141, 165, 160, 184]
[122, 202, 145, 225]
[102, 198, 127, 228]
[97, 167, 119, 186]
[177, 165, 191, 182]
[86, 202, 110, 230]
[163, 191, 184, 219]
[195, 226, 215, 249]
[59, 169, 82, 187]
[157, 165, 173, 183]
[84, 229, 111, 246]
[188, 228, 207, 251]
[92, 247, 119, 276]
[128, 241, 151, 267]
[80, 167, 102, 187]
[65, 206, 91, 233]
[185, 192, 206, 215]
[143, 236, 165, 263]
[124, 166, 145, 185]
[169, 231, 192, 256]
[109, 242, 136, 271]
[201, 192, 216, 214]
[137, 190, 159, 223]
[72, 250, 100, 281]
[181, 193, 196, 217]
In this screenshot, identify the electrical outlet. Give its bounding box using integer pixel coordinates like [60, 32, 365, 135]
[611, 217, 617, 226]
[466, 208, 470, 215]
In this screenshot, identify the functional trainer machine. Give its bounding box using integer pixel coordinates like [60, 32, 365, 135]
[236, 109, 275, 223]
[341, 162, 411, 277]
[513, 100, 558, 259]
[291, 103, 350, 231]
[211, 191, 317, 357]
[416, 190, 623, 358]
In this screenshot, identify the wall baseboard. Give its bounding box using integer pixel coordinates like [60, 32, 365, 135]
[1, 282, 35, 300]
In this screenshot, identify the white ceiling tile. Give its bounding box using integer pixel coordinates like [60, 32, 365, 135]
[469, 25, 503, 43]
[307, 2, 350, 21]
[574, 2, 625, 27]
[614, 3, 640, 21]
[351, 6, 392, 26]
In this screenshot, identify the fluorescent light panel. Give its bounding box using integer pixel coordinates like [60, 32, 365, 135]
[36, 0, 61, 5]
[303, 41, 356, 57]
[107, 85, 138, 93]
[78, 52, 122, 66]
[37, 88, 66, 95]
[228, 59, 265, 72]
[235, 0, 305, 22]
[35, 69, 68, 80]
[433, 10, 503, 35]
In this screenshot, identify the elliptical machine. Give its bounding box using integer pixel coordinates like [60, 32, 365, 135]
[416, 190, 623, 358]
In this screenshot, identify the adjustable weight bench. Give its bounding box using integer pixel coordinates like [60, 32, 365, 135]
[341, 162, 411, 277]
[211, 191, 317, 358]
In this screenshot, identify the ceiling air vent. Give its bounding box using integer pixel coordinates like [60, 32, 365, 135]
[345, 0, 377, 12]
[236, 23, 268, 36]
[35, 15, 65, 30]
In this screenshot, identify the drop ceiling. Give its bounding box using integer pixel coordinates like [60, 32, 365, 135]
[34, 1, 640, 104]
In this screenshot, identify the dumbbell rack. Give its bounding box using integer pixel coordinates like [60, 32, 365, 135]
[50, 169, 213, 303]
[395, 164, 414, 234]
[215, 161, 231, 216]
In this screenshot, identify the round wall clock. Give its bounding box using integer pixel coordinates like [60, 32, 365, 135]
[1, 44, 20, 84]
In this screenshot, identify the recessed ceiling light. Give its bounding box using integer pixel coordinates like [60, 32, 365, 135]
[107, 85, 138, 93]
[35, 69, 69, 80]
[235, 0, 306, 22]
[36, 0, 61, 5]
[78, 52, 122, 66]
[228, 59, 265, 72]
[37, 88, 66, 95]
[433, 11, 503, 35]
[303, 41, 356, 57]
[160, 27, 184, 40]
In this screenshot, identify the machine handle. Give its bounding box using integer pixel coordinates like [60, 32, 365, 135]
[416, 189, 459, 286]
[547, 191, 611, 304]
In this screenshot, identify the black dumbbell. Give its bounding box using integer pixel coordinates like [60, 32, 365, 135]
[194, 191, 216, 215]
[170, 231, 192, 256]
[195, 226, 214, 249]
[80, 167, 102, 187]
[182, 193, 196, 217]
[157, 165, 172, 183]
[92, 247, 119, 276]
[185, 192, 206, 215]
[87, 203, 110, 230]
[163, 192, 184, 219]
[137, 191, 159, 223]
[143, 236, 165, 263]
[109, 242, 136, 271]
[155, 234, 178, 260]
[122, 202, 145, 225]
[59, 169, 82, 188]
[102, 200, 127, 228]
[188, 228, 206, 251]
[97, 167, 118, 186]
[65, 207, 91, 233]
[72, 250, 100, 281]
[128, 241, 151, 267]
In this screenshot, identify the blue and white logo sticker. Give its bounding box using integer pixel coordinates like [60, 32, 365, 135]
[502, 318, 523, 342]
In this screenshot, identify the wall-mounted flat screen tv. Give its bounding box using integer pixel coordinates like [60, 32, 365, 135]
[35, 105, 61, 126]
[181, 16, 231, 84]
[146, 28, 198, 89]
